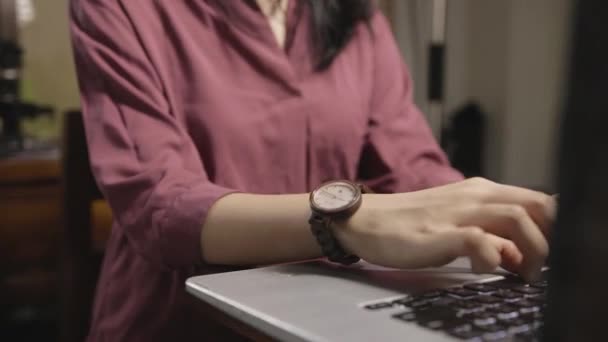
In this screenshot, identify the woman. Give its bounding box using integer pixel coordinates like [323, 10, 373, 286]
[70, 0, 554, 340]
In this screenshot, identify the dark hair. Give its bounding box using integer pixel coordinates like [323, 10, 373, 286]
[307, 0, 374, 70]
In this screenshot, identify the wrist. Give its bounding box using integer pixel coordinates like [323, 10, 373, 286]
[332, 194, 380, 254]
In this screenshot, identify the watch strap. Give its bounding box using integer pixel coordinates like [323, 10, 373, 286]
[309, 212, 360, 265]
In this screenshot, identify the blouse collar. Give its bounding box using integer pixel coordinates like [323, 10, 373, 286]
[205, 0, 301, 48]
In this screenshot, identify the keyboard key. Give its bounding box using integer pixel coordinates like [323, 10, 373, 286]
[507, 324, 535, 341]
[393, 311, 416, 322]
[513, 299, 537, 308]
[473, 295, 502, 305]
[530, 280, 548, 289]
[455, 303, 486, 318]
[476, 323, 504, 333]
[469, 312, 497, 326]
[493, 290, 524, 300]
[445, 318, 475, 331]
[392, 297, 414, 306]
[483, 330, 509, 341]
[486, 277, 523, 288]
[488, 304, 518, 315]
[512, 286, 544, 295]
[496, 310, 519, 321]
[496, 312, 519, 324]
[456, 300, 482, 310]
[520, 306, 541, 315]
[416, 311, 465, 331]
[364, 302, 393, 310]
[459, 308, 487, 318]
[447, 325, 483, 340]
[414, 306, 455, 320]
[431, 297, 458, 307]
[414, 307, 468, 330]
[409, 299, 431, 309]
[464, 283, 497, 293]
[423, 318, 473, 332]
[500, 317, 529, 328]
[419, 319, 444, 330]
[445, 287, 478, 299]
[508, 323, 532, 335]
[420, 291, 443, 299]
[423, 296, 442, 304]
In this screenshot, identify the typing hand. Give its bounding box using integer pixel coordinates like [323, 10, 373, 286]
[334, 178, 556, 282]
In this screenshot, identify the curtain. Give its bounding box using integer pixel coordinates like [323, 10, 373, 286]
[380, 0, 441, 137]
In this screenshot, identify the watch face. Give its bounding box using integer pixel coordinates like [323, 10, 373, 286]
[311, 181, 360, 212]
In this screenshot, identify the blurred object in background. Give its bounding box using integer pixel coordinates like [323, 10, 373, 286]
[442, 102, 487, 178]
[16, 0, 35, 27]
[1, 1, 62, 342]
[384, 0, 448, 140]
[61, 110, 112, 342]
[0, 0, 55, 158]
[0, 145, 61, 342]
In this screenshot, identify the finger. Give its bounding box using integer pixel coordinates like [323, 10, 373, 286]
[486, 184, 557, 235]
[422, 226, 502, 274]
[455, 178, 556, 233]
[484, 233, 524, 274]
[455, 204, 548, 281]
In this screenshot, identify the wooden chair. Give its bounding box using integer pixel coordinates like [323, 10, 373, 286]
[61, 110, 104, 342]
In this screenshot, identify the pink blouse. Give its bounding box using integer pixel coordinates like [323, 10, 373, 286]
[70, 0, 463, 340]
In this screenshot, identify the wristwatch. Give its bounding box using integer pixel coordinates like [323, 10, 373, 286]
[308, 180, 371, 265]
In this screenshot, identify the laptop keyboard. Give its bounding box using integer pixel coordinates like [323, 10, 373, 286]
[363, 274, 548, 341]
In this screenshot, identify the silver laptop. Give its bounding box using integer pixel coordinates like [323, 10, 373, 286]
[186, 258, 540, 341]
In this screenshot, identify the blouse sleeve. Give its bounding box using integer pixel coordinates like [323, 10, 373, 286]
[358, 12, 464, 193]
[70, 0, 235, 269]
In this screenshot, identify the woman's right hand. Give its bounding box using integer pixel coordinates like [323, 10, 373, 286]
[334, 178, 556, 282]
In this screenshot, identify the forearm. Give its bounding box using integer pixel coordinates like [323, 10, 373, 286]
[201, 193, 322, 265]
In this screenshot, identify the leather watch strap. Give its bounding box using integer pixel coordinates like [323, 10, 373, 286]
[308, 212, 360, 265]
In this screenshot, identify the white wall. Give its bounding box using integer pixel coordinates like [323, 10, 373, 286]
[21, 0, 80, 116]
[501, 0, 572, 190]
[393, 0, 572, 190]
